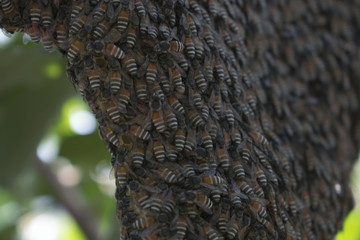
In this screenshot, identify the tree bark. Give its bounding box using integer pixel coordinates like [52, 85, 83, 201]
[1, 0, 360, 239]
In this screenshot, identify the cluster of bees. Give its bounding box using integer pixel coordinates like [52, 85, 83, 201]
[1, 0, 360, 239]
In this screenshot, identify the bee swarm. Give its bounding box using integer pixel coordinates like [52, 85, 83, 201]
[1, 0, 360, 239]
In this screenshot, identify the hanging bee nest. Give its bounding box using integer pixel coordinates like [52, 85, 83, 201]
[1, 0, 360, 239]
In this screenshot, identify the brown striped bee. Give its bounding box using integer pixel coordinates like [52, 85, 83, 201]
[122, 53, 138, 76]
[156, 166, 177, 183]
[132, 146, 145, 167]
[146, 63, 158, 85]
[171, 67, 185, 94]
[70, 1, 85, 20]
[104, 126, 120, 147]
[55, 24, 67, 47]
[105, 43, 125, 59]
[202, 224, 220, 240]
[153, 140, 165, 162]
[164, 107, 178, 131]
[168, 96, 185, 114]
[110, 71, 122, 93]
[132, 216, 156, 230]
[116, 164, 128, 188]
[130, 124, 151, 141]
[69, 14, 87, 36]
[88, 68, 100, 90]
[67, 39, 82, 64]
[41, 29, 54, 52]
[193, 68, 207, 93]
[30, 2, 41, 25]
[173, 215, 188, 239]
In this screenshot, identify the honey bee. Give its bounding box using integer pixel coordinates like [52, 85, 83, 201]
[161, 191, 175, 214]
[69, 14, 87, 36]
[236, 179, 254, 196]
[88, 68, 100, 90]
[184, 37, 195, 59]
[110, 71, 122, 93]
[186, 15, 197, 36]
[188, 0, 201, 13]
[167, 145, 178, 161]
[148, 24, 158, 40]
[169, 40, 185, 52]
[150, 192, 163, 213]
[226, 215, 239, 240]
[1, 0, 16, 18]
[41, 5, 53, 29]
[134, 0, 146, 16]
[218, 147, 230, 171]
[138, 15, 149, 35]
[41, 29, 54, 52]
[132, 216, 155, 230]
[55, 24, 67, 47]
[188, 109, 205, 128]
[134, 78, 147, 102]
[157, 166, 177, 183]
[107, 101, 122, 123]
[194, 38, 205, 59]
[104, 126, 120, 147]
[147, 1, 158, 21]
[93, 19, 111, 39]
[254, 165, 267, 187]
[105, 43, 125, 59]
[249, 198, 268, 220]
[203, 26, 215, 48]
[30, 2, 41, 25]
[130, 124, 151, 141]
[201, 175, 226, 187]
[152, 82, 165, 102]
[232, 160, 245, 179]
[168, 96, 185, 114]
[159, 73, 171, 94]
[124, 26, 137, 48]
[171, 67, 185, 94]
[159, 23, 170, 39]
[225, 104, 235, 126]
[118, 88, 131, 110]
[153, 140, 166, 162]
[202, 224, 220, 240]
[201, 130, 213, 151]
[70, 1, 85, 20]
[229, 189, 243, 210]
[67, 39, 82, 64]
[184, 131, 196, 153]
[163, 107, 177, 131]
[132, 146, 145, 167]
[122, 53, 138, 77]
[194, 68, 207, 93]
[93, 2, 107, 22]
[116, 164, 128, 187]
[174, 215, 188, 239]
[144, 63, 157, 85]
[172, 52, 190, 72]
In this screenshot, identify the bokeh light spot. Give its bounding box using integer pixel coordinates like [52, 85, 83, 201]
[44, 63, 62, 79]
[69, 110, 96, 135]
[36, 135, 60, 163]
[21, 213, 60, 240]
[57, 164, 82, 187]
[0, 30, 11, 47]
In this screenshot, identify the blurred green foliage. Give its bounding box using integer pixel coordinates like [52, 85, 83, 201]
[0, 35, 118, 239]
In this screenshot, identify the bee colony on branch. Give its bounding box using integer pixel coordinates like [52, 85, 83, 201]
[1, 0, 360, 239]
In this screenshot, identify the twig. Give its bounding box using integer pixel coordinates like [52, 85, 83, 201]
[35, 158, 100, 240]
